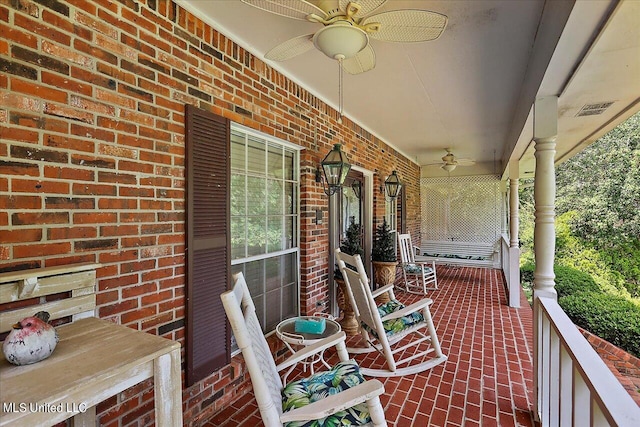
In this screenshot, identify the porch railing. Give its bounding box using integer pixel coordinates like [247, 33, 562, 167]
[500, 234, 520, 307]
[535, 296, 640, 426]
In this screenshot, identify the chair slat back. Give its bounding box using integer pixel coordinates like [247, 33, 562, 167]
[221, 273, 283, 426]
[397, 233, 416, 264]
[335, 250, 379, 331]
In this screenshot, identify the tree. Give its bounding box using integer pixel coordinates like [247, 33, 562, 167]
[555, 112, 640, 244]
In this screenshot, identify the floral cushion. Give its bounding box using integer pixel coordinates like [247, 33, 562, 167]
[281, 359, 371, 427]
[404, 263, 433, 274]
[363, 299, 424, 339]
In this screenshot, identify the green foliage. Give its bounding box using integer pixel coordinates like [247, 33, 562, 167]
[372, 219, 396, 262]
[518, 113, 640, 357]
[559, 292, 640, 358]
[340, 217, 364, 257]
[519, 262, 599, 301]
[556, 111, 640, 244]
[553, 265, 600, 298]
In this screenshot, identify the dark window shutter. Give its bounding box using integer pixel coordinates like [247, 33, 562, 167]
[185, 104, 231, 386]
[398, 189, 407, 234]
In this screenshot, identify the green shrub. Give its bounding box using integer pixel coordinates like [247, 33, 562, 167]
[554, 265, 600, 298]
[520, 262, 534, 285]
[519, 263, 599, 299]
[559, 292, 640, 358]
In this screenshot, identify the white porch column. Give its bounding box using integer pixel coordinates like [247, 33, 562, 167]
[509, 162, 520, 248]
[533, 97, 558, 300]
[532, 96, 558, 423]
[508, 161, 520, 307]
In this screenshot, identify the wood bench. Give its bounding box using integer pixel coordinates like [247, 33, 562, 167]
[417, 240, 499, 268]
[0, 263, 182, 427]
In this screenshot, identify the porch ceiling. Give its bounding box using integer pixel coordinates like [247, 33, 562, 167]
[179, 0, 640, 178]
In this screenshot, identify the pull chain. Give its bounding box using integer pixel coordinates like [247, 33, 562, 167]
[338, 58, 343, 124]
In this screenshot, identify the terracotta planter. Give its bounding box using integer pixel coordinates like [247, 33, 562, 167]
[335, 278, 359, 336]
[372, 261, 397, 304]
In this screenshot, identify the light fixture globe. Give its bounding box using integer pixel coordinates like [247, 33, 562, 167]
[313, 23, 368, 60]
[321, 143, 351, 195]
[384, 170, 402, 199]
[441, 163, 456, 172]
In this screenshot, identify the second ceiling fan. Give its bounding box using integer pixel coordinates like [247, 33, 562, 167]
[241, 0, 448, 74]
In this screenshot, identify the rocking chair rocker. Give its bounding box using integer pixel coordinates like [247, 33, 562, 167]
[335, 249, 447, 377]
[397, 233, 438, 293]
[221, 272, 387, 427]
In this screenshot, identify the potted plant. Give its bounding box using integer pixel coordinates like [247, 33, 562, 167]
[371, 218, 397, 302]
[335, 216, 363, 335]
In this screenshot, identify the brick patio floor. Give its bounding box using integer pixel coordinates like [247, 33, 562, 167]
[205, 265, 536, 426]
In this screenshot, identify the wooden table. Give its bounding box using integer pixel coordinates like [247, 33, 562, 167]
[0, 317, 182, 427]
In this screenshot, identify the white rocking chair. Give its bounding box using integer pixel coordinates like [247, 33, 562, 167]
[335, 249, 447, 377]
[397, 233, 438, 293]
[220, 272, 387, 427]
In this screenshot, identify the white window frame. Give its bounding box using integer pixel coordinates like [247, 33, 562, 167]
[229, 123, 302, 336]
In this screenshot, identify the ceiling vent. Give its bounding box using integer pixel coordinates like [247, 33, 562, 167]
[576, 102, 614, 117]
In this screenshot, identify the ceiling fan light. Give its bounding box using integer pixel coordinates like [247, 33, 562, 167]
[442, 163, 456, 172]
[313, 23, 368, 60]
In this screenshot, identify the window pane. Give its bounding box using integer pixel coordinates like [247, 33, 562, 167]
[230, 175, 245, 216]
[267, 179, 282, 215]
[265, 289, 281, 331]
[284, 216, 294, 249]
[282, 283, 296, 320]
[265, 256, 281, 292]
[283, 252, 296, 286]
[284, 150, 294, 181]
[231, 216, 246, 259]
[267, 144, 283, 179]
[231, 132, 245, 171]
[247, 216, 266, 256]
[247, 137, 265, 174]
[247, 177, 266, 215]
[243, 260, 265, 298]
[267, 216, 283, 252]
[284, 182, 294, 214]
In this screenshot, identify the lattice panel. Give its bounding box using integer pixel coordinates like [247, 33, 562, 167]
[421, 175, 503, 243]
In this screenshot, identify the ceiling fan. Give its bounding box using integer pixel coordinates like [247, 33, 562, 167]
[241, 0, 448, 74]
[430, 149, 475, 172]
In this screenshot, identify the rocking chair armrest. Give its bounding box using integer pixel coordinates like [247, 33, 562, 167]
[279, 379, 385, 423]
[380, 298, 433, 321]
[276, 331, 348, 373]
[371, 283, 394, 298]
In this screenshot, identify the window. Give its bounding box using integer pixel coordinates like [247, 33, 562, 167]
[229, 124, 300, 332]
[385, 196, 399, 255]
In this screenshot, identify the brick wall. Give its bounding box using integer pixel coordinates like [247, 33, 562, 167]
[0, 0, 421, 425]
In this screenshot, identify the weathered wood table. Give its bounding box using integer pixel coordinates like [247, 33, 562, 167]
[0, 317, 182, 427]
[0, 263, 182, 426]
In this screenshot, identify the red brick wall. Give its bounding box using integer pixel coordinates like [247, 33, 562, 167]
[0, 1, 421, 425]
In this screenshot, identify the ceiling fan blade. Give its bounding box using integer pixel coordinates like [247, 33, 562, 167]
[241, 0, 327, 21]
[265, 34, 315, 61]
[457, 159, 476, 166]
[339, 0, 386, 19]
[341, 44, 375, 74]
[362, 10, 447, 42]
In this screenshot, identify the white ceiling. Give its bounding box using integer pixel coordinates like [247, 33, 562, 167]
[180, 0, 640, 178]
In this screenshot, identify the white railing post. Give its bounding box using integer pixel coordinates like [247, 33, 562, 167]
[532, 96, 559, 422]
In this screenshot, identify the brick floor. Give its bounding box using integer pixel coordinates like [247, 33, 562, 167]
[204, 265, 536, 426]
